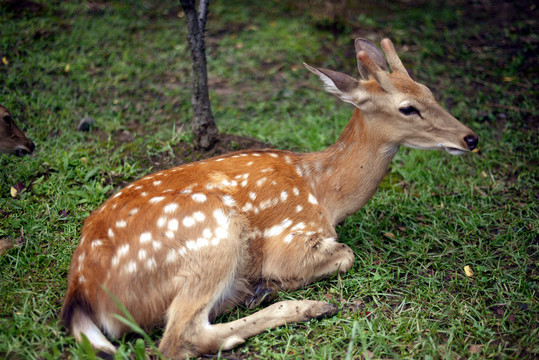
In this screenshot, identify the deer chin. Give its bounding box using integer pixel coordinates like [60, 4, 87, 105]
[440, 145, 467, 156]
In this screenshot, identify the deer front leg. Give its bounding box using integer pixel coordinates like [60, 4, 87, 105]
[246, 233, 354, 307]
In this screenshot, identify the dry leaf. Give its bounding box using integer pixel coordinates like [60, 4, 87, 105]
[2, 56, 8, 65]
[464, 265, 474, 277]
[383, 232, 396, 239]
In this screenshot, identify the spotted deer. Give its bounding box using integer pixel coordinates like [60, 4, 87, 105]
[61, 38, 478, 358]
[0, 105, 35, 156]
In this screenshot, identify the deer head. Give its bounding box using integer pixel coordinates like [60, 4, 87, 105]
[0, 105, 35, 156]
[304, 38, 478, 155]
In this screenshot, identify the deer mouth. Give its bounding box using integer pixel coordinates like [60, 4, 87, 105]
[441, 146, 467, 156]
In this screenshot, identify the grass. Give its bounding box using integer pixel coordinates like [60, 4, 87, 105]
[1, 0, 537, 358]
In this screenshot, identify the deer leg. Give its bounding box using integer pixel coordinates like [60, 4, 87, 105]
[174, 299, 338, 358]
[258, 234, 355, 295]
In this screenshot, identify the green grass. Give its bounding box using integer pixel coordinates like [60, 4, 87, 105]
[1, 0, 537, 359]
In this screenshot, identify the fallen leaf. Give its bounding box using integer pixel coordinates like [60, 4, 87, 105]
[65, 63, 70, 72]
[2, 56, 8, 65]
[10, 182, 26, 197]
[383, 232, 396, 239]
[464, 265, 474, 277]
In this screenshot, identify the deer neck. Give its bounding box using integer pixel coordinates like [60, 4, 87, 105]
[298, 108, 399, 225]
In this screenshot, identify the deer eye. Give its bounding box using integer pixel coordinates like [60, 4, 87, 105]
[399, 106, 419, 116]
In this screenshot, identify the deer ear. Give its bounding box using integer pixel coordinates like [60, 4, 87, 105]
[354, 38, 388, 79]
[304, 63, 365, 105]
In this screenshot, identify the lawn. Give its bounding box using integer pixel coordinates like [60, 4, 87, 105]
[0, 0, 537, 359]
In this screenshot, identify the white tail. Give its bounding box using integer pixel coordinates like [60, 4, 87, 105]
[0, 105, 35, 156]
[62, 38, 478, 358]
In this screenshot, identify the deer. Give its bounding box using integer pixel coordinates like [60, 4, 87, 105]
[61, 38, 478, 358]
[0, 105, 35, 156]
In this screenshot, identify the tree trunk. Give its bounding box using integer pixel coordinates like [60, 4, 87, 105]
[179, 0, 218, 150]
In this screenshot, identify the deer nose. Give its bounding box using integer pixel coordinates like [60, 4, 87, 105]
[463, 134, 478, 150]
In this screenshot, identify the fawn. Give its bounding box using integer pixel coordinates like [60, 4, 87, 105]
[61, 38, 478, 358]
[0, 105, 35, 156]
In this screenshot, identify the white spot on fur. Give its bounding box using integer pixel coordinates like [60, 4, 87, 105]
[284, 234, 294, 244]
[108, 228, 114, 238]
[140, 232, 152, 244]
[138, 249, 147, 260]
[241, 179, 248, 187]
[293, 187, 299, 196]
[111, 256, 119, 267]
[164, 203, 179, 214]
[91, 239, 103, 248]
[141, 192, 148, 197]
[249, 192, 257, 200]
[222, 195, 236, 207]
[152, 241, 162, 250]
[295, 166, 303, 177]
[166, 249, 177, 263]
[213, 209, 228, 226]
[296, 205, 303, 212]
[125, 261, 137, 273]
[182, 216, 195, 227]
[221, 179, 237, 187]
[178, 247, 187, 256]
[169, 219, 179, 231]
[242, 202, 253, 212]
[256, 177, 267, 187]
[308, 193, 318, 205]
[157, 217, 167, 228]
[264, 218, 292, 238]
[192, 193, 207, 203]
[269, 153, 278, 158]
[193, 211, 206, 222]
[117, 244, 129, 257]
[112, 191, 122, 199]
[203, 228, 212, 238]
[116, 220, 127, 228]
[129, 208, 139, 216]
[247, 161, 254, 166]
[146, 257, 156, 270]
[261, 167, 273, 173]
[153, 180, 162, 186]
[150, 196, 165, 203]
[280, 191, 288, 202]
[291, 222, 306, 231]
[79, 275, 86, 283]
[284, 155, 292, 164]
